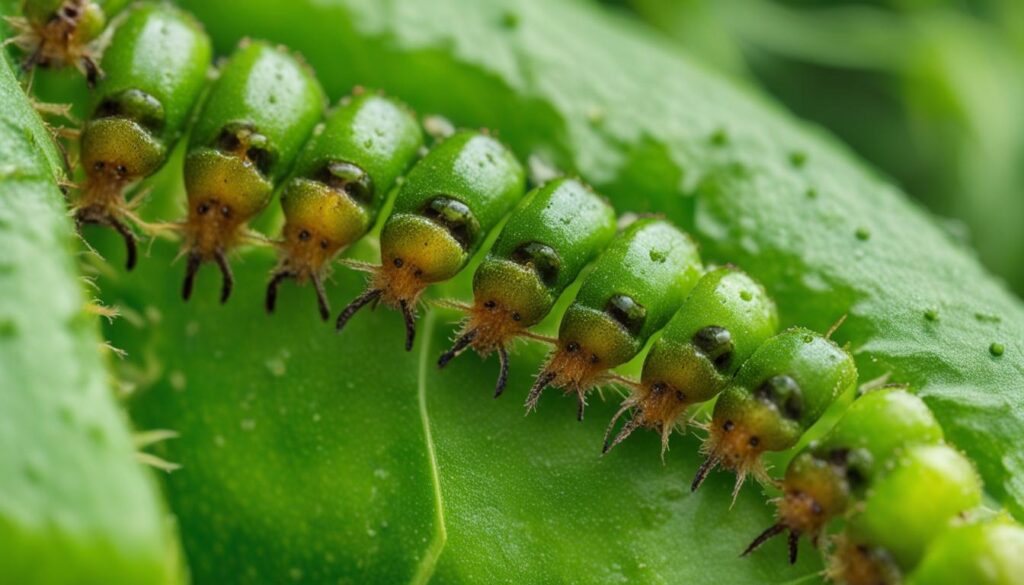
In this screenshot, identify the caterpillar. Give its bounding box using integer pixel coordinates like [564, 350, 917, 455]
[10, 2, 1024, 583]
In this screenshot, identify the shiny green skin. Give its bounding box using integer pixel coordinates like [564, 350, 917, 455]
[84, 3, 211, 159]
[278, 92, 421, 236]
[472, 177, 616, 326]
[813, 388, 944, 485]
[640, 267, 777, 403]
[379, 130, 525, 282]
[22, 0, 127, 41]
[389, 130, 524, 242]
[907, 518, 1024, 585]
[714, 327, 857, 452]
[187, 40, 325, 184]
[847, 444, 982, 569]
[283, 92, 423, 223]
[558, 219, 702, 366]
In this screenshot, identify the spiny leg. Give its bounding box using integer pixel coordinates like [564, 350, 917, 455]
[524, 371, 556, 413]
[181, 252, 202, 301]
[493, 345, 509, 398]
[399, 299, 416, 351]
[335, 288, 382, 332]
[107, 216, 138, 270]
[741, 523, 787, 558]
[437, 329, 478, 369]
[214, 249, 234, 304]
[603, 407, 642, 455]
[787, 530, 799, 565]
[265, 270, 293, 314]
[691, 453, 720, 492]
[81, 54, 100, 88]
[311, 272, 331, 322]
[575, 388, 587, 422]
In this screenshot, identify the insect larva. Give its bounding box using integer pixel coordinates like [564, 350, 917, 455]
[690, 327, 858, 499]
[524, 218, 703, 420]
[906, 517, 1024, 585]
[335, 129, 525, 350]
[6, 0, 127, 83]
[266, 91, 424, 320]
[827, 443, 982, 585]
[743, 387, 943, 563]
[603, 266, 778, 455]
[180, 40, 325, 303]
[436, 176, 617, 397]
[74, 2, 211, 269]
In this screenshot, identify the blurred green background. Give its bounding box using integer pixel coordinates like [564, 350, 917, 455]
[601, 0, 1024, 296]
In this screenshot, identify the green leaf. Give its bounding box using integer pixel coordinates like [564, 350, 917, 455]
[45, 0, 1024, 582]
[0, 56, 181, 584]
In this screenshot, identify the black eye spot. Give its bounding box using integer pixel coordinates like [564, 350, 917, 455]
[414, 269, 423, 277]
[93, 89, 165, 133]
[484, 300, 497, 309]
[512, 312, 521, 322]
[605, 294, 646, 335]
[723, 420, 734, 432]
[393, 258, 404, 268]
[319, 161, 374, 206]
[93, 161, 104, 171]
[320, 239, 329, 250]
[675, 390, 685, 402]
[511, 241, 561, 286]
[692, 325, 734, 372]
[220, 206, 231, 218]
[589, 354, 599, 364]
[298, 229, 311, 241]
[116, 165, 127, 176]
[421, 196, 480, 250]
[651, 382, 666, 395]
[63, 6, 79, 18]
[811, 502, 823, 515]
[197, 203, 210, 215]
[755, 374, 804, 421]
[566, 342, 580, 353]
[748, 436, 760, 447]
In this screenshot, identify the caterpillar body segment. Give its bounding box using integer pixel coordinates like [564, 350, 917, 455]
[437, 176, 617, 397]
[691, 327, 857, 499]
[74, 2, 211, 269]
[335, 129, 525, 350]
[8, 0, 129, 83]
[180, 40, 325, 303]
[267, 91, 424, 320]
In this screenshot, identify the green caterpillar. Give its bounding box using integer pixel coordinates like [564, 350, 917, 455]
[17, 2, 1024, 583]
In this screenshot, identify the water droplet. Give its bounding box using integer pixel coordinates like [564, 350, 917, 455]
[739, 290, 753, 302]
[855, 228, 871, 241]
[312, 413, 321, 423]
[144, 306, 162, 324]
[241, 419, 256, 431]
[214, 435, 226, 447]
[990, 343, 1005, 357]
[169, 371, 186, 392]
[586, 106, 605, 126]
[265, 358, 286, 377]
[185, 321, 199, 337]
[924, 309, 939, 322]
[289, 568, 303, 581]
